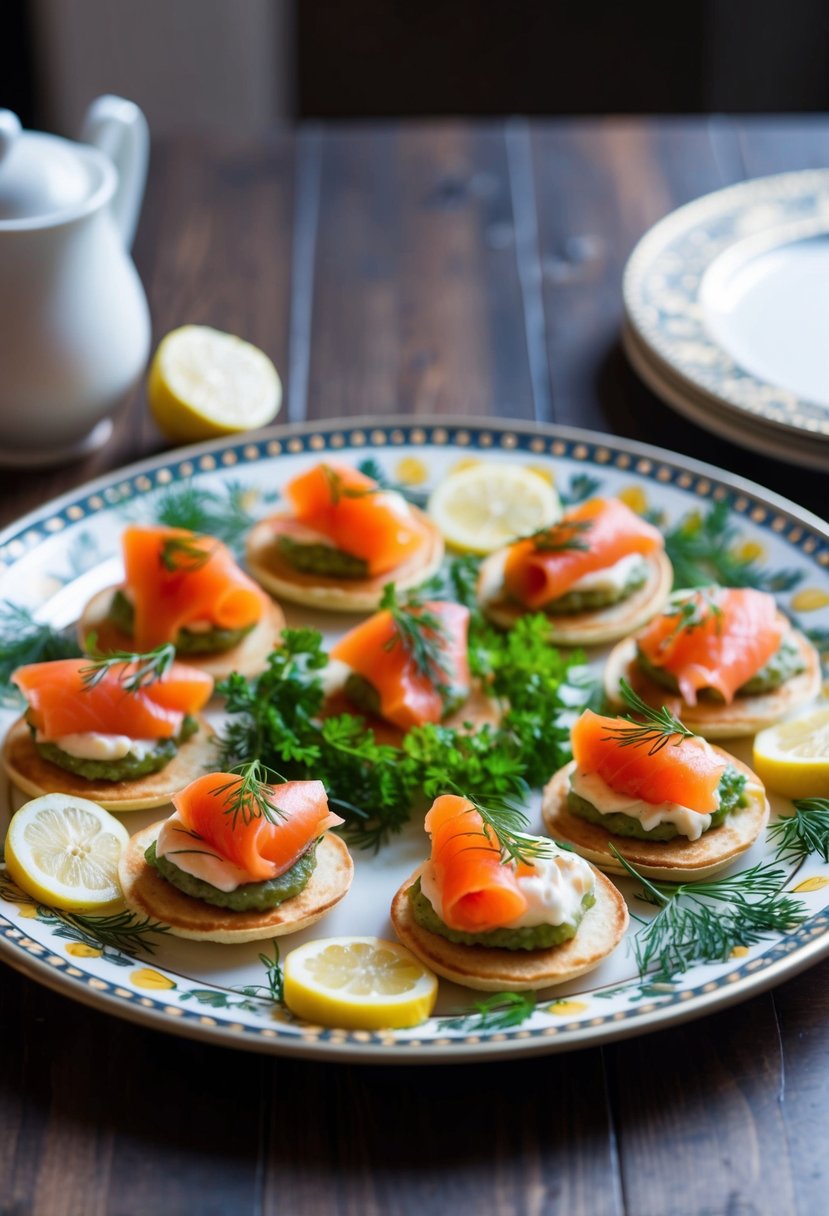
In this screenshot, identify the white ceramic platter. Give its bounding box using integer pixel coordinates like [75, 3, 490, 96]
[623, 170, 829, 448]
[2, 417, 829, 1064]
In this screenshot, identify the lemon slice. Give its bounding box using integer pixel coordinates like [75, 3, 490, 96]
[148, 325, 282, 443]
[427, 462, 561, 554]
[752, 706, 829, 799]
[283, 936, 438, 1030]
[5, 794, 129, 911]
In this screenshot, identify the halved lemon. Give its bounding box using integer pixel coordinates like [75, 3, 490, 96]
[752, 706, 829, 799]
[148, 325, 282, 443]
[427, 462, 561, 554]
[4, 793, 129, 911]
[283, 936, 438, 1030]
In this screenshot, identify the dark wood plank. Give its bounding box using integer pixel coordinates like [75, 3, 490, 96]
[264, 1054, 623, 1216]
[607, 997, 799, 1216]
[306, 122, 536, 422]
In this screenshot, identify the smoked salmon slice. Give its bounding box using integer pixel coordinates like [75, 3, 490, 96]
[424, 794, 528, 932]
[503, 497, 664, 610]
[330, 601, 470, 729]
[571, 708, 726, 814]
[121, 525, 265, 651]
[282, 462, 429, 576]
[13, 657, 214, 740]
[174, 772, 343, 882]
[635, 587, 786, 705]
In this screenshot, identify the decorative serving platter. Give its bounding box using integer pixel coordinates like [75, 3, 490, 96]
[623, 169, 829, 450]
[2, 416, 829, 1064]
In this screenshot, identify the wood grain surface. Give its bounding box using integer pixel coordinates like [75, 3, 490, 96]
[2, 118, 829, 1216]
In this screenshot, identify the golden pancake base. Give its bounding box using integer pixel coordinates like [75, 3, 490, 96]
[390, 862, 628, 992]
[245, 508, 444, 612]
[604, 629, 821, 739]
[119, 826, 353, 943]
[478, 549, 673, 646]
[542, 758, 770, 882]
[2, 715, 218, 812]
[78, 588, 285, 681]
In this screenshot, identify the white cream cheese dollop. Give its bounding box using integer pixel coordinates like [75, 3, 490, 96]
[420, 837, 595, 929]
[156, 812, 252, 892]
[565, 553, 645, 594]
[570, 769, 714, 841]
[44, 732, 165, 762]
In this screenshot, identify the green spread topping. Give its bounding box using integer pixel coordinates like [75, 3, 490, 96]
[567, 764, 748, 841]
[409, 876, 594, 950]
[636, 632, 805, 700]
[276, 535, 369, 579]
[32, 715, 199, 782]
[146, 838, 318, 910]
[106, 589, 254, 655]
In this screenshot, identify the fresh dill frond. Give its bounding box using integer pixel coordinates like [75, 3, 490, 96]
[379, 580, 453, 696]
[80, 642, 176, 692]
[611, 846, 807, 981]
[356, 457, 429, 507]
[602, 681, 695, 753]
[149, 479, 269, 555]
[437, 990, 537, 1032]
[769, 799, 829, 864]
[656, 588, 723, 650]
[57, 909, 171, 956]
[437, 781, 548, 865]
[558, 473, 602, 507]
[322, 464, 378, 505]
[662, 501, 803, 592]
[233, 941, 285, 1004]
[158, 535, 215, 572]
[212, 760, 286, 830]
[527, 518, 592, 554]
[0, 602, 82, 704]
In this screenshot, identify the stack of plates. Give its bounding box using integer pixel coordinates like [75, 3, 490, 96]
[622, 170, 829, 471]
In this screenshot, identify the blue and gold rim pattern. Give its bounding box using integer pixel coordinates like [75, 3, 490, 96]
[624, 169, 829, 440]
[1, 416, 829, 1063]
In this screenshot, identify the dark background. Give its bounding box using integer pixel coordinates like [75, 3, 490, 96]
[6, 0, 829, 126]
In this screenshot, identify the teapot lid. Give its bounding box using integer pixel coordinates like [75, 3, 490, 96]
[0, 110, 98, 223]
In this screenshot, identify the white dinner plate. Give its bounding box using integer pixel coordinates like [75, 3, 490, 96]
[1, 417, 829, 1063]
[624, 170, 829, 450]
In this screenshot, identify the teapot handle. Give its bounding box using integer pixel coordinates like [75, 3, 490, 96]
[81, 95, 149, 250]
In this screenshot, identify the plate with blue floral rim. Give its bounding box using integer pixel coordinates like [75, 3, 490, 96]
[2, 416, 829, 1064]
[624, 170, 829, 454]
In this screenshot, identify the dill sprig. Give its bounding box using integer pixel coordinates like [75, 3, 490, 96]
[437, 990, 537, 1032]
[656, 588, 723, 650]
[660, 501, 802, 593]
[462, 787, 550, 865]
[602, 680, 694, 753]
[558, 473, 602, 506]
[148, 479, 269, 555]
[526, 517, 592, 554]
[159, 535, 214, 572]
[212, 760, 287, 830]
[0, 602, 82, 705]
[611, 846, 807, 981]
[769, 799, 829, 864]
[322, 464, 378, 505]
[57, 908, 171, 956]
[356, 457, 429, 507]
[233, 941, 285, 1004]
[80, 642, 176, 692]
[380, 580, 453, 697]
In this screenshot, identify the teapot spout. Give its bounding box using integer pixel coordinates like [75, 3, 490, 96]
[81, 95, 149, 250]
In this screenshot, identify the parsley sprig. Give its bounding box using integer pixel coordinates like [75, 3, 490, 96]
[769, 799, 829, 864]
[80, 642, 176, 692]
[612, 847, 807, 981]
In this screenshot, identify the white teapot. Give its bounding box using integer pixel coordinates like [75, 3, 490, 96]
[0, 96, 151, 466]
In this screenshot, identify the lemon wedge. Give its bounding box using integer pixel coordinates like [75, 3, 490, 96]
[752, 706, 829, 799]
[148, 325, 282, 443]
[5, 794, 129, 912]
[427, 462, 561, 554]
[283, 937, 438, 1030]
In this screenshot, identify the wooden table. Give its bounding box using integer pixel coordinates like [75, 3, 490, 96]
[2, 117, 828, 1216]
